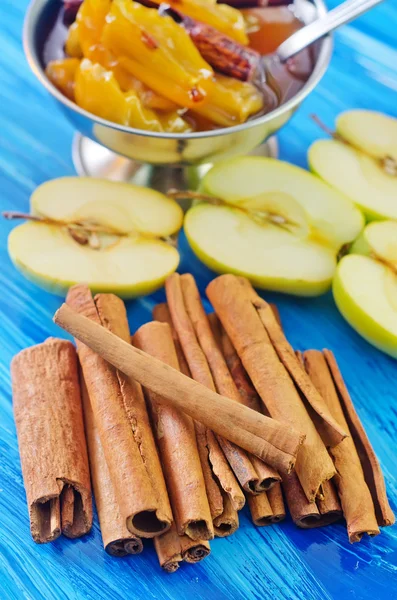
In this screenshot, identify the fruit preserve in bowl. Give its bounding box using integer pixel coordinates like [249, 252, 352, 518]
[24, 0, 331, 179]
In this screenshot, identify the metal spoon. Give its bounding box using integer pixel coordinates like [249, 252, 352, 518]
[275, 0, 385, 63]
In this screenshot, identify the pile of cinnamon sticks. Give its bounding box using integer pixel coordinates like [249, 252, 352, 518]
[11, 273, 394, 573]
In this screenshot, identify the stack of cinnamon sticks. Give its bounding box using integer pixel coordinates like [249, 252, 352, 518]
[11, 273, 394, 573]
[206, 274, 395, 540]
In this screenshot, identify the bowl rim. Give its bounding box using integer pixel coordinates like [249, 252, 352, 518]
[23, 0, 333, 141]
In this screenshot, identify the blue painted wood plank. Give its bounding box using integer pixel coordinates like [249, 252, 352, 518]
[0, 2, 396, 599]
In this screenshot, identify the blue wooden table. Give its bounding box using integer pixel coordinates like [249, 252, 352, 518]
[1, 2, 397, 599]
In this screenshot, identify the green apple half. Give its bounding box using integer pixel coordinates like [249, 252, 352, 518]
[309, 110, 397, 220]
[351, 220, 397, 265]
[184, 157, 364, 296]
[333, 221, 397, 359]
[8, 177, 182, 298]
[337, 110, 397, 164]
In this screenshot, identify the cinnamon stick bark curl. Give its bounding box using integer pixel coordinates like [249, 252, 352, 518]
[12, 338, 92, 543]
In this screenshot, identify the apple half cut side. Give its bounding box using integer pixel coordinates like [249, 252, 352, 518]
[333, 254, 397, 359]
[8, 222, 180, 298]
[31, 177, 183, 237]
[185, 204, 336, 296]
[351, 220, 397, 266]
[200, 157, 363, 249]
[337, 110, 397, 165]
[8, 177, 183, 298]
[184, 157, 363, 296]
[309, 139, 397, 221]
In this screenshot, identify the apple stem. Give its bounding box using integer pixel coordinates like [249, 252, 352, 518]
[3, 211, 44, 222]
[310, 114, 346, 143]
[3, 211, 126, 234]
[2, 211, 177, 249]
[337, 243, 351, 262]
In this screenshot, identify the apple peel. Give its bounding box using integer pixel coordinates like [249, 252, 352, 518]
[333, 255, 397, 359]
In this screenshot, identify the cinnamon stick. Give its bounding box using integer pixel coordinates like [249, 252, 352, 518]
[247, 491, 272, 525]
[210, 312, 281, 491]
[289, 352, 343, 526]
[217, 317, 262, 414]
[154, 524, 183, 573]
[66, 285, 172, 538]
[304, 350, 379, 541]
[153, 303, 191, 378]
[206, 274, 336, 502]
[324, 350, 395, 528]
[194, 428, 229, 531]
[132, 321, 213, 541]
[166, 273, 246, 509]
[213, 314, 287, 527]
[282, 471, 342, 528]
[180, 273, 272, 494]
[11, 338, 92, 543]
[180, 536, 211, 563]
[220, 325, 341, 528]
[267, 484, 286, 522]
[81, 375, 143, 556]
[95, 293, 174, 534]
[155, 299, 272, 535]
[281, 471, 336, 528]
[246, 284, 346, 448]
[153, 304, 229, 531]
[162, 7, 260, 81]
[247, 483, 285, 526]
[316, 480, 342, 523]
[269, 303, 281, 325]
[304, 350, 394, 541]
[213, 492, 239, 536]
[153, 304, 238, 537]
[155, 526, 210, 571]
[53, 302, 305, 473]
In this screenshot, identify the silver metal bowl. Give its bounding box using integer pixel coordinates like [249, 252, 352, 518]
[23, 0, 332, 190]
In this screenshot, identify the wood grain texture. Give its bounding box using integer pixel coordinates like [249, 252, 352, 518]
[0, 1, 397, 598]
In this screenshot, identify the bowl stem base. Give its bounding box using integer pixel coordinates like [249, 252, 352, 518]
[72, 134, 279, 194]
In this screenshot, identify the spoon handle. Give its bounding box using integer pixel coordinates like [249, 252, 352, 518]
[276, 0, 385, 62]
